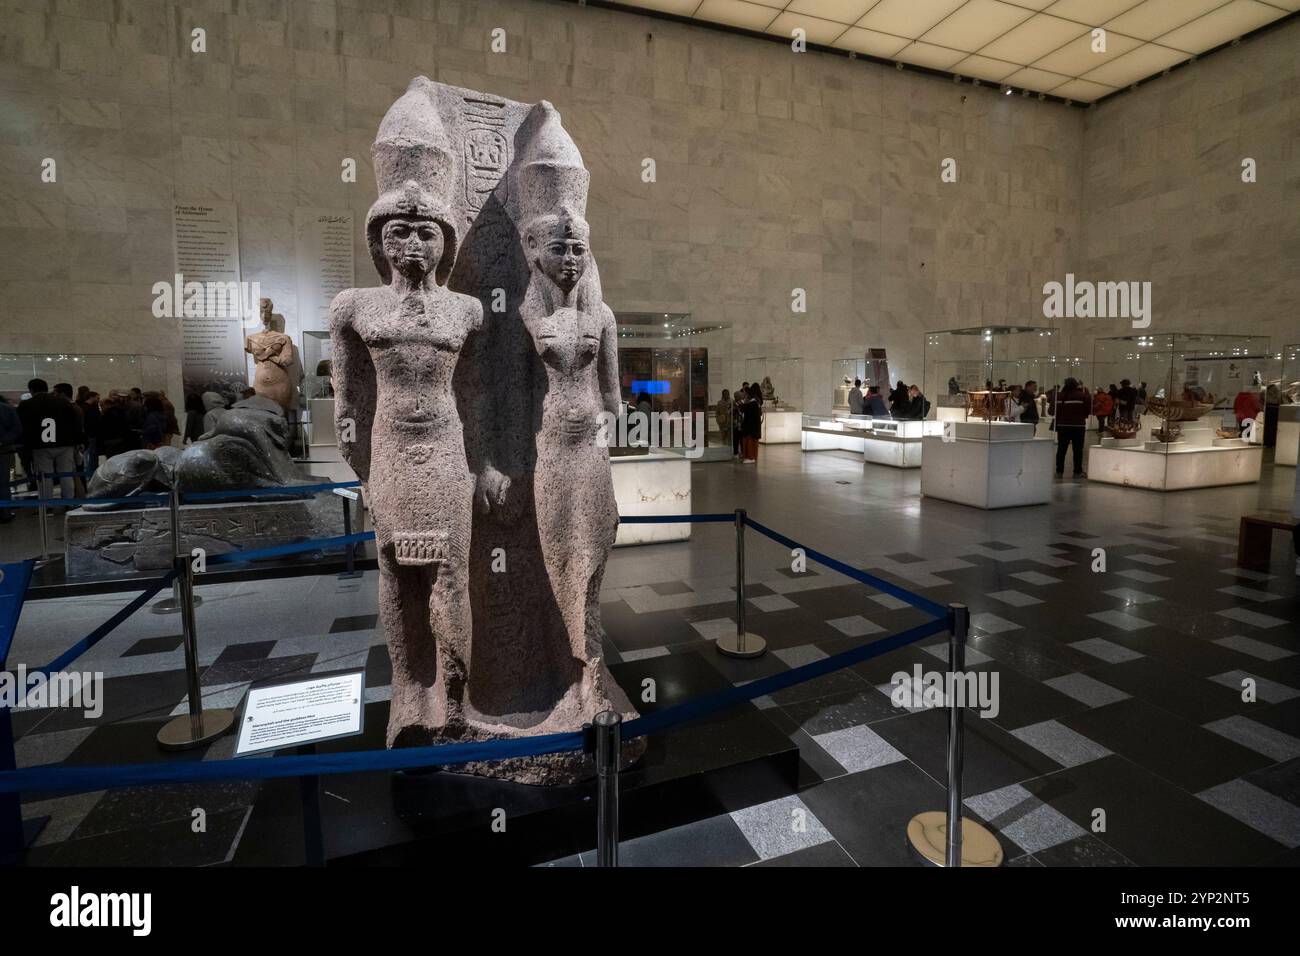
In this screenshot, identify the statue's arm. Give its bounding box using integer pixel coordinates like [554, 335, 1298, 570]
[328, 291, 375, 483]
[270, 335, 294, 368]
[598, 303, 621, 417]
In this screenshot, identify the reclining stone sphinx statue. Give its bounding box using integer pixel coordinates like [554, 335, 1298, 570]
[329, 76, 642, 785]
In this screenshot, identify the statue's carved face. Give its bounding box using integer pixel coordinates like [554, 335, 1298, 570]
[382, 218, 443, 282]
[532, 221, 589, 294]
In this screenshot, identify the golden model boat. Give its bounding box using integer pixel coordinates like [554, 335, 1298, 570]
[1145, 393, 1216, 422]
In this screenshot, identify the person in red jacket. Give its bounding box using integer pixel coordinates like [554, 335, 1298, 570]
[1233, 390, 1262, 435]
[1055, 378, 1090, 478]
[1092, 387, 1114, 433]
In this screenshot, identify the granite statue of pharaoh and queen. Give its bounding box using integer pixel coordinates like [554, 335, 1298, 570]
[330, 77, 641, 784]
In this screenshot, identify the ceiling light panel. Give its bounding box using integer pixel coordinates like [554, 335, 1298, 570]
[1044, 0, 1145, 25]
[922, 0, 1035, 49]
[1102, 0, 1232, 41]
[694, 0, 782, 31]
[1032, 29, 1143, 74]
[1079, 41, 1189, 86]
[1154, 0, 1283, 52]
[836, 26, 911, 57]
[950, 52, 1022, 81]
[896, 41, 969, 69]
[767, 10, 850, 43]
[979, 13, 1091, 62]
[857, 0, 966, 39]
[787, 0, 878, 24]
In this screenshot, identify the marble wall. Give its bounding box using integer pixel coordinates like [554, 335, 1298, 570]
[0, 0, 1083, 413]
[1079, 22, 1300, 362]
[3, 1, 1293, 414]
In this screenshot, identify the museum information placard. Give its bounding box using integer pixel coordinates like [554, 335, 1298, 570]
[235, 670, 365, 756]
[172, 200, 249, 396]
[295, 208, 355, 335]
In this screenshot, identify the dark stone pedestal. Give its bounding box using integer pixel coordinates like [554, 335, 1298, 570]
[64, 494, 344, 578]
[232, 654, 800, 866]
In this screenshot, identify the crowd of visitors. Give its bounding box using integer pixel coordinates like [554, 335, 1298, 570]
[0, 380, 238, 517]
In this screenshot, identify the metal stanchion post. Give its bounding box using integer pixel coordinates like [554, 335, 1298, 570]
[716, 508, 767, 659]
[906, 603, 1002, 867]
[33, 473, 63, 569]
[157, 553, 234, 750]
[152, 488, 200, 614]
[594, 710, 622, 867]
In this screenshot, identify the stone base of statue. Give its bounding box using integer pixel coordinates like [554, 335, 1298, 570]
[64, 490, 344, 578]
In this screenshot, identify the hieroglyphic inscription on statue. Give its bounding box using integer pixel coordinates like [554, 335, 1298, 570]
[461, 97, 509, 219]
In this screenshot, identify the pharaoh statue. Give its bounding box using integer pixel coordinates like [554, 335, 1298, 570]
[330, 97, 494, 749]
[329, 78, 637, 784]
[245, 298, 304, 412]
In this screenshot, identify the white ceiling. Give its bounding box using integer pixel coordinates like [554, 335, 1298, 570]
[618, 0, 1299, 101]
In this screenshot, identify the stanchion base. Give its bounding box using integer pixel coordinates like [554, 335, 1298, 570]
[157, 709, 235, 751]
[150, 594, 203, 614]
[906, 811, 1003, 867]
[716, 632, 767, 659]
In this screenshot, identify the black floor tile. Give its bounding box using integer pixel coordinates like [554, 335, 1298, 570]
[799, 761, 946, 866]
[212, 640, 277, 664]
[1021, 756, 1287, 866]
[329, 614, 379, 634]
[1059, 698, 1272, 793]
[200, 653, 317, 687]
[580, 814, 758, 867]
[122, 635, 184, 657]
[752, 839, 856, 867]
[872, 707, 1063, 794]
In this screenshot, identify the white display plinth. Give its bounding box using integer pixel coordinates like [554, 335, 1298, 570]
[612, 451, 691, 546]
[1276, 406, 1299, 466]
[802, 418, 871, 454]
[801, 417, 940, 468]
[861, 419, 942, 468]
[759, 409, 802, 444]
[920, 432, 1054, 509]
[1088, 443, 1263, 491]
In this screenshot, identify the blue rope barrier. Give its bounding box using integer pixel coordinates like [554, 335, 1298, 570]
[624, 616, 947, 738]
[0, 507, 952, 799]
[31, 573, 176, 676]
[0, 616, 948, 795]
[742, 516, 949, 620]
[204, 532, 374, 566]
[2, 494, 169, 509]
[0, 560, 35, 668]
[618, 513, 733, 524]
[0, 729, 585, 794]
[182, 480, 362, 502]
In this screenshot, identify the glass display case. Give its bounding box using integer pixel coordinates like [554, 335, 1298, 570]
[615, 313, 732, 461]
[743, 357, 802, 409]
[1278, 344, 1300, 465]
[831, 357, 866, 412]
[1087, 333, 1268, 489]
[300, 331, 335, 447]
[301, 331, 334, 401]
[922, 325, 1060, 433]
[1281, 344, 1300, 404]
[0, 352, 167, 403]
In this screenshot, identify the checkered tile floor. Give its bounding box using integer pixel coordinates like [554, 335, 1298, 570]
[7, 445, 1300, 866]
